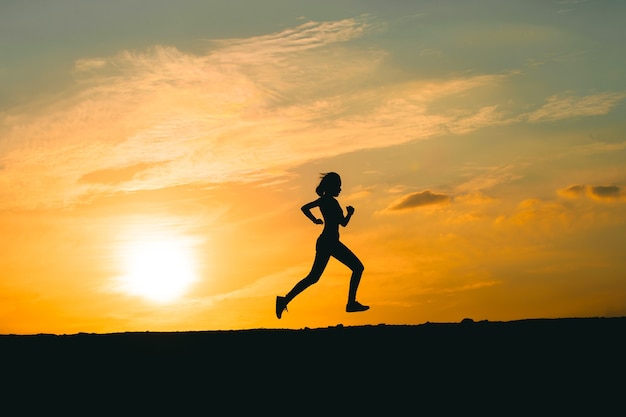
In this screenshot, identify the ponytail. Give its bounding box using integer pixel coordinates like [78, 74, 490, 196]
[315, 172, 340, 196]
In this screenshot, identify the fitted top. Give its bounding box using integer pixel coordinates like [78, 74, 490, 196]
[318, 196, 343, 240]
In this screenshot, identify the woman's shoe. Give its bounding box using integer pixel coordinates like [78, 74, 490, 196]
[276, 296, 288, 319]
[346, 301, 369, 312]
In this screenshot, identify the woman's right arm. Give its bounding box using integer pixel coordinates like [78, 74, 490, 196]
[301, 199, 323, 224]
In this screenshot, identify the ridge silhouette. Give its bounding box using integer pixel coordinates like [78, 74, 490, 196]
[3, 318, 624, 414]
[276, 172, 368, 318]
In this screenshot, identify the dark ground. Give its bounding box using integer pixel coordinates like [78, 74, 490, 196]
[2, 317, 624, 414]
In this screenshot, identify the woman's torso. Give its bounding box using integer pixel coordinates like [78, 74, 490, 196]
[318, 196, 342, 240]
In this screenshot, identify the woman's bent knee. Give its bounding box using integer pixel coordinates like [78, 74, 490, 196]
[303, 274, 321, 285]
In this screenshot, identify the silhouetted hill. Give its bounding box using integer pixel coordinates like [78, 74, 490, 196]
[2, 317, 624, 414]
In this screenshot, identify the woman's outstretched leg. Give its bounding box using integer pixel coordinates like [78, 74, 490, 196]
[332, 242, 368, 312]
[276, 251, 330, 319]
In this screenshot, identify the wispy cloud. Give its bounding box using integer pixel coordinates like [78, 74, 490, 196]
[526, 92, 626, 123]
[0, 17, 517, 210]
[79, 162, 168, 185]
[2, 15, 623, 210]
[213, 17, 376, 59]
[454, 164, 524, 194]
[1, 19, 381, 209]
[559, 184, 587, 198]
[449, 105, 505, 134]
[559, 184, 625, 201]
[570, 140, 626, 155]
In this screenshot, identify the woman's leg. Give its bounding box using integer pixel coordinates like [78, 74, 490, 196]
[330, 242, 366, 307]
[284, 250, 331, 304]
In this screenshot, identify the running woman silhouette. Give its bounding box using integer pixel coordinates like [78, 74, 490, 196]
[276, 172, 369, 318]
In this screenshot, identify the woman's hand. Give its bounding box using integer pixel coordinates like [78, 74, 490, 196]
[313, 218, 323, 225]
[346, 206, 355, 215]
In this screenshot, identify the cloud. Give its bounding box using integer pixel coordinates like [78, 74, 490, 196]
[1, 19, 385, 208]
[342, 185, 373, 202]
[526, 92, 626, 123]
[454, 164, 523, 194]
[449, 105, 505, 134]
[79, 162, 168, 185]
[589, 185, 621, 200]
[558, 184, 587, 198]
[454, 192, 494, 205]
[1, 15, 521, 210]
[386, 190, 450, 211]
[571, 141, 626, 155]
[9, 16, 603, 211]
[74, 58, 107, 72]
[559, 184, 624, 201]
[213, 17, 376, 58]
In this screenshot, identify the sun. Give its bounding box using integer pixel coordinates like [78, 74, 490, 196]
[119, 238, 198, 303]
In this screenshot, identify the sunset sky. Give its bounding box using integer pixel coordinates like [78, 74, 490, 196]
[2, 0, 625, 334]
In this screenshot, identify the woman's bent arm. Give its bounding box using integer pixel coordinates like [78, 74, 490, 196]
[301, 200, 323, 224]
[340, 205, 354, 227]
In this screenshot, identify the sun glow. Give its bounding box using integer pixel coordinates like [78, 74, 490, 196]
[119, 238, 199, 303]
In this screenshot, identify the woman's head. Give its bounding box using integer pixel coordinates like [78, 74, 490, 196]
[315, 172, 342, 197]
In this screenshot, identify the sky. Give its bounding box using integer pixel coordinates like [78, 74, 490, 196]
[1, 0, 625, 334]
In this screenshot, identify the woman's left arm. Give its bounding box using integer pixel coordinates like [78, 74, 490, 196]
[340, 205, 354, 227]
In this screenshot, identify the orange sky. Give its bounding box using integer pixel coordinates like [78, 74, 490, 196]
[2, 1, 626, 334]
